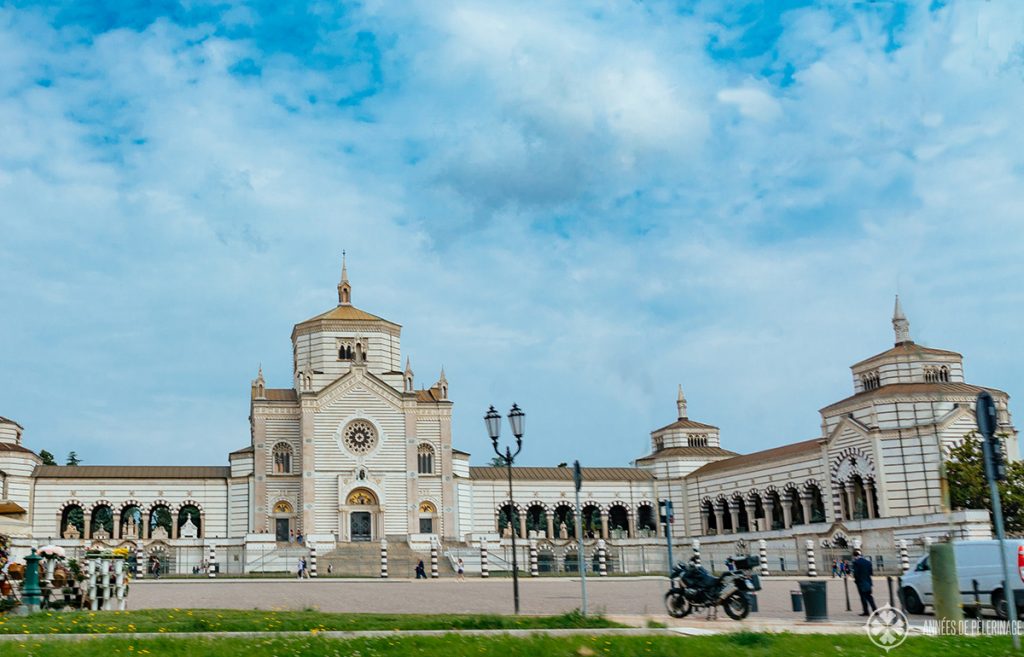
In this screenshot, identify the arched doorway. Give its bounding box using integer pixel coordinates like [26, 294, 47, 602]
[271, 500, 295, 542]
[418, 501, 437, 534]
[343, 488, 379, 542]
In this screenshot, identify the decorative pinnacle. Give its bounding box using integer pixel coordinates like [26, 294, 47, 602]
[892, 295, 911, 345]
[677, 384, 687, 420]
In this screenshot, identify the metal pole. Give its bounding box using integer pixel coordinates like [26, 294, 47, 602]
[844, 575, 851, 611]
[575, 482, 587, 616]
[663, 500, 674, 574]
[506, 447, 520, 615]
[984, 438, 1019, 648]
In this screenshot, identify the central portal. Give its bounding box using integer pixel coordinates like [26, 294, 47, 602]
[350, 512, 372, 542]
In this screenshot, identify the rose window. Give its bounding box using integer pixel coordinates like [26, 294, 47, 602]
[343, 420, 378, 455]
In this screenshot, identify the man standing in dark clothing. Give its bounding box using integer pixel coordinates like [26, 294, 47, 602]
[852, 549, 877, 616]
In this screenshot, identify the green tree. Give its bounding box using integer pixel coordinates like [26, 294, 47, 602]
[38, 450, 56, 465]
[945, 433, 1024, 534]
[66, 451, 82, 466]
[488, 456, 505, 467]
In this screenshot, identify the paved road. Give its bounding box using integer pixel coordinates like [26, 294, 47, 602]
[131, 576, 907, 622]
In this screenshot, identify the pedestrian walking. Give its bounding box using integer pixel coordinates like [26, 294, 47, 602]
[327, 563, 333, 575]
[415, 559, 426, 579]
[297, 557, 306, 579]
[831, 559, 839, 577]
[456, 558, 465, 582]
[852, 549, 877, 616]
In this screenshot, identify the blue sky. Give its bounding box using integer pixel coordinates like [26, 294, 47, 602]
[1, 1, 1022, 467]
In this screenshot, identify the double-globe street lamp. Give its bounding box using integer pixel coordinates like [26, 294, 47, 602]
[484, 403, 525, 614]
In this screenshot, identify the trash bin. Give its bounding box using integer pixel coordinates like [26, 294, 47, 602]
[790, 590, 804, 612]
[799, 580, 828, 622]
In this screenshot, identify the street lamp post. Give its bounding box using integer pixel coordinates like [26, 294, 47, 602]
[485, 403, 525, 615]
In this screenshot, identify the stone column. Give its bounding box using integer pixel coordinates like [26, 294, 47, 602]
[744, 500, 757, 532]
[845, 485, 857, 520]
[865, 484, 877, 519]
[781, 496, 793, 529]
[762, 498, 775, 530]
[300, 402, 317, 535]
[699, 511, 708, 536]
[653, 505, 662, 538]
[800, 493, 812, 526]
[172, 515, 179, 540]
[600, 510, 609, 540]
[85, 510, 92, 539]
[626, 510, 636, 538]
[713, 509, 724, 536]
[728, 500, 741, 535]
[545, 509, 554, 539]
[518, 512, 527, 540]
[141, 512, 150, 539]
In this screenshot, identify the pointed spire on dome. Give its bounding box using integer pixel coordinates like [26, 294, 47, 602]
[439, 366, 447, 383]
[892, 295, 911, 345]
[677, 384, 687, 420]
[337, 251, 352, 305]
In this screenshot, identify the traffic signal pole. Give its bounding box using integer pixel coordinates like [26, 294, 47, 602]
[977, 391, 1020, 650]
[661, 499, 674, 574]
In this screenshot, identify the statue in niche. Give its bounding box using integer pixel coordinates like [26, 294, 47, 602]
[502, 524, 512, 538]
[63, 523, 81, 539]
[180, 517, 199, 539]
[152, 526, 169, 541]
[93, 528, 110, 540]
[559, 522, 568, 540]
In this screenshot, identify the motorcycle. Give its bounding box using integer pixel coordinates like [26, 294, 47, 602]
[664, 555, 759, 621]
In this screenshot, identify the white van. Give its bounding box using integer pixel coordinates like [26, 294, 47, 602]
[901, 540, 1024, 619]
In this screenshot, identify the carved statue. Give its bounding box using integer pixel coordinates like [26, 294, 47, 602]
[152, 526, 169, 541]
[502, 524, 512, 538]
[558, 522, 568, 540]
[125, 517, 138, 539]
[63, 523, 81, 539]
[180, 517, 199, 539]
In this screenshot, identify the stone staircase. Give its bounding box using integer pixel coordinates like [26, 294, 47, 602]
[320, 539, 455, 577]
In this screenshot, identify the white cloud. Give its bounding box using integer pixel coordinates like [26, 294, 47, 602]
[0, 2, 1022, 468]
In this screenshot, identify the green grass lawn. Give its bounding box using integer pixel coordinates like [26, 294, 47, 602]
[0, 608, 618, 635]
[1, 632, 1020, 657]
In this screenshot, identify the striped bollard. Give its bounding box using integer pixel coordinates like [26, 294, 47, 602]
[135, 542, 145, 579]
[380, 539, 388, 578]
[758, 539, 769, 576]
[208, 544, 217, 578]
[480, 542, 489, 578]
[529, 541, 539, 577]
[597, 539, 608, 577]
[430, 541, 439, 579]
[899, 539, 909, 573]
[805, 539, 817, 577]
[691, 538, 701, 566]
[309, 544, 318, 578]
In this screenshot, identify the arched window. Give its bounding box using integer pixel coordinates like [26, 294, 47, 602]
[273, 443, 293, 474]
[417, 444, 434, 475]
[862, 371, 881, 391]
[690, 434, 708, 447]
[60, 503, 85, 538]
[90, 504, 114, 537]
[939, 366, 949, 382]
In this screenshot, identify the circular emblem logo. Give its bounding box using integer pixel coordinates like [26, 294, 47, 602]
[342, 420, 378, 455]
[865, 604, 909, 652]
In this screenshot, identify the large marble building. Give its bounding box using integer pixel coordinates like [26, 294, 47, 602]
[0, 266, 1016, 573]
